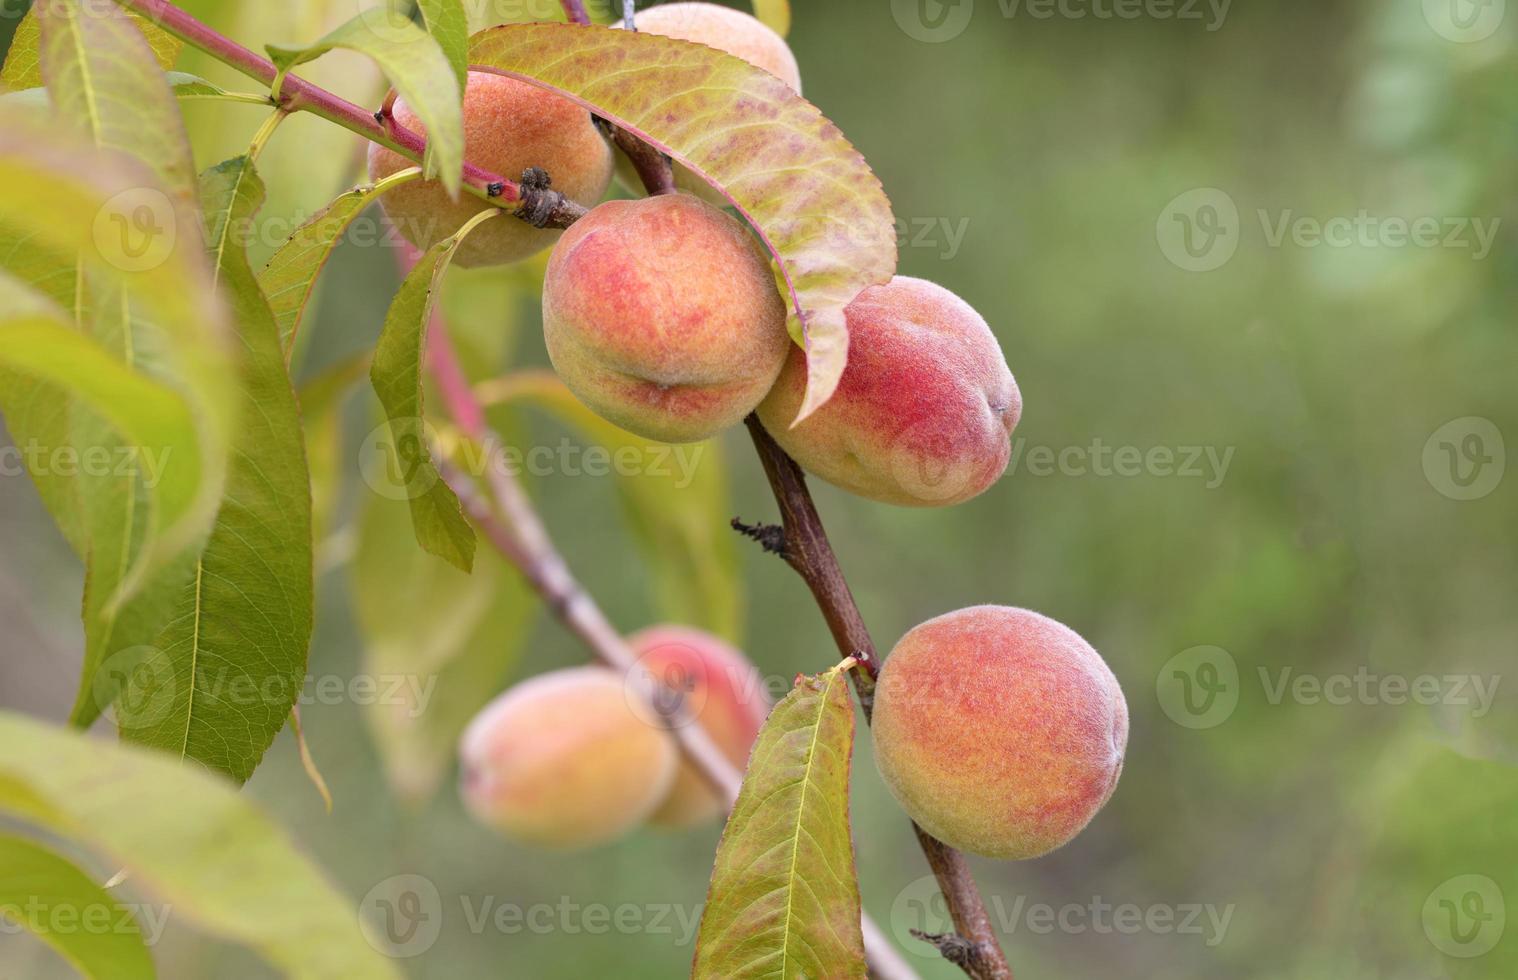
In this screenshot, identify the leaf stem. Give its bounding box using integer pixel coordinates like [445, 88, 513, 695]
[741, 417, 1015, 980]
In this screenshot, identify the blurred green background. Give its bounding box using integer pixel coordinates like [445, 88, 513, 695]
[2, 0, 1515, 977]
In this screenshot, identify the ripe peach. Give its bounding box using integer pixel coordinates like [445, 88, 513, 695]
[757, 276, 1020, 507]
[871, 606, 1128, 860]
[367, 71, 613, 268]
[458, 667, 676, 850]
[541, 193, 789, 443]
[612, 3, 801, 201]
[627, 625, 771, 827]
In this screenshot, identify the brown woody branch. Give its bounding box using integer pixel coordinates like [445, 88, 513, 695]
[741, 417, 1014, 980]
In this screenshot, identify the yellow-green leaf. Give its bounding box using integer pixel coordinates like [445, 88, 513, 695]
[413, 0, 469, 94]
[0, 834, 156, 980]
[693, 661, 866, 979]
[368, 209, 501, 572]
[479, 370, 742, 640]
[259, 167, 422, 357]
[752, 0, 791, 37]
[467, 23, 897, 422]
[0, 712, 403, 980]
[268, 8, 464, 196]
[0, 3, 181, 91]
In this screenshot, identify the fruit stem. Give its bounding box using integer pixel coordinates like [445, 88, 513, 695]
[742, 416, 1015, 980]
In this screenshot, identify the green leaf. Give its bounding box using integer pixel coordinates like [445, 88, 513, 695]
[267, 8, 463, 196]
[0, 836, 155, 979]
[368, 209, 502, 572]
[480, 370, 742, 641]
[298, 353, 371, 553]
[0, 834, 156, 980]
[114, 156, 314, 783]
[468, 23, 897, 422]
[0, 712, 403, 980]
[36, 0, 198, 206]
[752, 0, 792, 37]
[413, 0, 469, 95]
[693, 661, 865, 979]
[352, 491, 535, 803]
[1, 3, 181, 91]
[259, 167, 423, 357]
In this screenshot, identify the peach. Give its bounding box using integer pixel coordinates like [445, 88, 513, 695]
[627, 625, 771, 827]
[541, 193, 789, 443]
[757, 276, 1020, 507]
[458, 667, 676, 850]
[367, 71, 613, 268]
[871, 606, 1128, 860]
[612, 3, 801, 201]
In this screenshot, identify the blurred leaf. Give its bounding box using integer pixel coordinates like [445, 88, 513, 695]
[752, 0, 791, 37]
[479, 370, 742, 640]
[259, 168, 422, 357]
[352, 491, 535, 803]
[693, 660, 864, 979]
[267, 8, 463, 195]
[36, 0, 197, 205]
[111, 156, 314, 783]
[0, 712, 403, 980]
[412, 0, 468, 94]
[369, 210, 502, 572]
[1, 3, 180, 91]
[0, 276, 202, 560]
[0, 834, 156, 980]
[468, 23, 896, 422]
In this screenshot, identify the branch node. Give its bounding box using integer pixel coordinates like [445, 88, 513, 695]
[515, 167, 587, 229]
[910, 931, 978, 971]
[730, 517, 787, 557]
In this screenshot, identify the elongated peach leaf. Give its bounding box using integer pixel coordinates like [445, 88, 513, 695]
[0, 713, 402, 980]
[1, 3, 180, 91]
[415, 0, 469, 94]
[693, 660, 866, 978]
[467, 23, 897, 422]
[268, 10, 463, 196]
[0, 835, 155, 980]
[259, 168, 422, 357]
[369, 211, 502, 572]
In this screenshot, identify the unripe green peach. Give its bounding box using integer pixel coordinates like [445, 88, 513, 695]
[459, 667, 677, 850]
[612, 3, 801, 202]
[757, 276, 1020, 507]
[627, 625, 771, 827]
[871, 606, 1128, 860]
[541, 193, 789, 443]
[367, 71, 613, 268]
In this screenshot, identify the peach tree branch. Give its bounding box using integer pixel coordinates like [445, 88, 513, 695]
[740, 417, 1015, 980]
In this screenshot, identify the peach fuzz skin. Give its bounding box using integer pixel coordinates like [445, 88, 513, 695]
[870, 606, 1128, 860]
[757, 276, 1021, 507]
[367, 71, 613, 268]
[629, 625, 771, 827]
[612, 3, 801, 202]
[542, 193, 789, 444]
[458, 667, 677, 850]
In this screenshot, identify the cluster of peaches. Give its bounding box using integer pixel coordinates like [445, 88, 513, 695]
[371, 4, 1128, 861]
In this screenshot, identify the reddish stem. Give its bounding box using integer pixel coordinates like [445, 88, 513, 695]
[111, 0, 519, 202]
